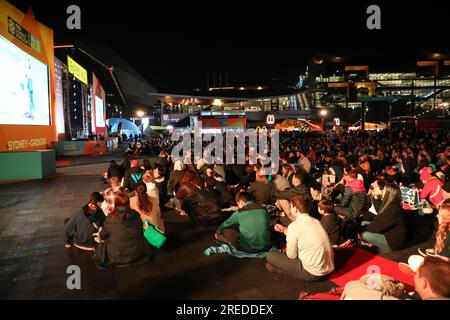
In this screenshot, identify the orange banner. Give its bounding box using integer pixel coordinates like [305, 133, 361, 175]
[0, 0, 56, 151]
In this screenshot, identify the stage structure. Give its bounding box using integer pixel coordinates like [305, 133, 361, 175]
[0, 0, 57, 179]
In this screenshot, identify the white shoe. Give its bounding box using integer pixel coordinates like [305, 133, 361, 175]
[418, 248, 437, 257]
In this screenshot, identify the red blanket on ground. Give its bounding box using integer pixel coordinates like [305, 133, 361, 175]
[299, 246, 414, 300]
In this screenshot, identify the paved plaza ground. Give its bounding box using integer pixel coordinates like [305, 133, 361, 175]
[0, 162, 435, 299]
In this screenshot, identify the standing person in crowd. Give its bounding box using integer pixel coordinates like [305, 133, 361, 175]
[266, 194, 335, 281]
[215, 192, 271, 253]
[102, 176, 128, 215]
[65, 192, 105, 251]
[359, 182, 407, 252]
[93, 194, 151, 269]
[318, 200, 341, 246]
[130, 182, 165, 233]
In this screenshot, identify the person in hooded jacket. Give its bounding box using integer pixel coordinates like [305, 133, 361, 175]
[334, 169, 369, 220]
[65, 192, 105, 251]
[123, 160, 143, 192]
[93, 193, 151, 268]
[419, 165, 444, 208]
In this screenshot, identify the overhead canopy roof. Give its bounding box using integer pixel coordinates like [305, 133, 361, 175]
[148, 92, 250, 105]
[55, 40, 158, 109]
[149, 88, 301, 105]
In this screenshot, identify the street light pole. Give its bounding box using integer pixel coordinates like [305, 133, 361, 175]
[320, 109, 328, 131]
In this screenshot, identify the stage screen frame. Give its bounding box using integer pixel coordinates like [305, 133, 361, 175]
[0, 35, 51, 126]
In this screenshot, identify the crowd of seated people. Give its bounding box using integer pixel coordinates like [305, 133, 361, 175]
[64, 128, 450, 297]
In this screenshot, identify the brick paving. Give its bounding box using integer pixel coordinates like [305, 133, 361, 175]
[0, 162, 434, 299]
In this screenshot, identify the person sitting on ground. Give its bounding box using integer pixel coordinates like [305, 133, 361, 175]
[130, 182, 165, 233]
[142, 170, 159, 204]
[93, 193, 151, 268]
[428, 202, 450, 258]
[167, 160, 185, 195]
[102, 176, 128, 215]
[215, 192, 271, 253]
[142, 159, 152, 172]
[297, 150, 312, 174]
[270, 169, 291, 200]
[359, 182, 407, 252]
[266, 194, 335, 281]
[107, 160, 122, 181]
[274, 172, 311, 222]
[318, 200, 341, 246]
[248, 167, 271, 205]
[175, 170, 224, 226]
[153, 166, 167, 209]
[334, 169, 368, 221]
[419, 164, 444, 208]
[123, 160, 143, 192]
[120, 157, 131, 179]
[213, 164, 227, 183]
[65, 192, 105, 251]
[437, 182, 450, 209]
[205, 175, 234, 208]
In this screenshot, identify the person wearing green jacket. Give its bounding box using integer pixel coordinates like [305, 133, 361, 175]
[215, 192, 271, 253]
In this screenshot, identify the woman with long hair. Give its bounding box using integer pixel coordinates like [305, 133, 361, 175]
[130, 182, 165, 233]
[175, 170, 223, 226]
[107, 160, 122, 180]
[93, 193, 150, 268]
[359, 182, 407, 251]
[65, 192, 105, 251]
[434, 202, 450, 258]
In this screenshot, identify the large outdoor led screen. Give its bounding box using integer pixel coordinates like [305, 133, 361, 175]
[95, 96, 105, 128]
[0, 36, 50, 125]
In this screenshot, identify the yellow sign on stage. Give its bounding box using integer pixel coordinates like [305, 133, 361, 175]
[67, 55, 88, 85]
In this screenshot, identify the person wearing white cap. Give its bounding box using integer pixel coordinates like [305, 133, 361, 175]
[399, 255, 450, 300]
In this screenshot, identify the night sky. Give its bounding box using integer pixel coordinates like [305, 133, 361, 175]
[7, 0, 450, 91]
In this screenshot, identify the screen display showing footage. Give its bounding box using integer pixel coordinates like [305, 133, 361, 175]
[0, 36, 50, 125]
[95, 96, 105, 128]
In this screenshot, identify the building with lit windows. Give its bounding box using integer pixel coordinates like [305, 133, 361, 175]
[151, 53, 450, 130]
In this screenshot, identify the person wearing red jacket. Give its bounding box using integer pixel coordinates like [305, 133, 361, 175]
[419, 165, 444, 208]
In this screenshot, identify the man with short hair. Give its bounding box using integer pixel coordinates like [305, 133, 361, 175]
[266, 194, 334, 281]
[414, 256, 450, 300]
[215, 192, 271, 253]
[400, 255, 450, 300]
